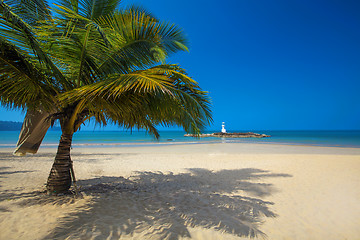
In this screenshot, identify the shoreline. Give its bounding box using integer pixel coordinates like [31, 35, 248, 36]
[6, 140, 359, 154]
[1, 138, 360, 149]
[1, 130, 360, 149]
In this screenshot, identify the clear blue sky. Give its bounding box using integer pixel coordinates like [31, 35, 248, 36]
[1, 0, 359, 130]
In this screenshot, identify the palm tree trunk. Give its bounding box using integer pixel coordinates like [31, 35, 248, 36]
[46, 132, 73, 194]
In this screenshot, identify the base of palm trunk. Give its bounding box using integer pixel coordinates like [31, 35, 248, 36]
[46, 163, 72, 194]
[46, 133, 73, 194]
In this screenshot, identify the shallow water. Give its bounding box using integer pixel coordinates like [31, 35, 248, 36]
[1, 130, 360, 148]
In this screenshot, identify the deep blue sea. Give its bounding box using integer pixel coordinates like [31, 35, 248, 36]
[1, 130, 360, 148]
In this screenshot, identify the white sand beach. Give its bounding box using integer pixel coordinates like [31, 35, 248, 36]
[0, 143, 359, 240]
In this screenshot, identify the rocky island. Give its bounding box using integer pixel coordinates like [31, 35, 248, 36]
[184, 132, 271, 138]
[186, 123, 271, 138]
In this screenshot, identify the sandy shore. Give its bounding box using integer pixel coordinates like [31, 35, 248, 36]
[0, 143, 359, 240]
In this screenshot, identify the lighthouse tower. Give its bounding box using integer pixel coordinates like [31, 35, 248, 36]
[221, 122, 226, 133]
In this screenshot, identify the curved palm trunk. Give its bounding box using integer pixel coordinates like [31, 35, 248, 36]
[46, 132, 73, 194]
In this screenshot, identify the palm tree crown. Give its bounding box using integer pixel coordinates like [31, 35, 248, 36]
[0, 0, 212, 193]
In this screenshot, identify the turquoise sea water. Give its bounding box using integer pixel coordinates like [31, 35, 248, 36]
[1, 130, 360, 148]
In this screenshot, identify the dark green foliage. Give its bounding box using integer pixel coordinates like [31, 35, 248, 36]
[0, 0, 212, 193]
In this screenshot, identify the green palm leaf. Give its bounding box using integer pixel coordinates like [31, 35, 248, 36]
[94, 8, 188, 76]
[0, 0, 213, 196]
[0, 41, 57, 111]
[0, 0, 71, 90]
[55, 0, 120, 19]
[3, 0, 51, 24]
[58, 64, 212, 134]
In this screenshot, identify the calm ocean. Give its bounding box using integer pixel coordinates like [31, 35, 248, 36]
[1, 130, 360, 148]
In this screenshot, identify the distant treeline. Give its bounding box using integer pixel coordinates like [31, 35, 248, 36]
[0, 121, 61, 131]
[0, 121, 23, 131]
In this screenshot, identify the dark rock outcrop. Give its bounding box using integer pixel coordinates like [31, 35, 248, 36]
[184, 132, 270, 138]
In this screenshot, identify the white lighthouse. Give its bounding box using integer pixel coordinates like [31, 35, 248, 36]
[221, 122, 226, 133]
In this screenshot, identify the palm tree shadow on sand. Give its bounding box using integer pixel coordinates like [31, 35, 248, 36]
[38, 168, 292, 240]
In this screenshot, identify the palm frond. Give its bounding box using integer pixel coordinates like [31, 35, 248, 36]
[54, 0, 121, 20]
[82, 97, 161, 138]
[57, 64, 212, 135]
[126, 4, 157, 21]
[34, 17, 109, 86]
[0, 40, 57, 111]
[4, 0, 52, 25]
[0, 1, 72, 90]
[95, 8, 188, 74]
[1, 0, 212, 138]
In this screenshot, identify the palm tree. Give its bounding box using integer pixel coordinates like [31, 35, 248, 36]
[0, 0, 212, 194]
